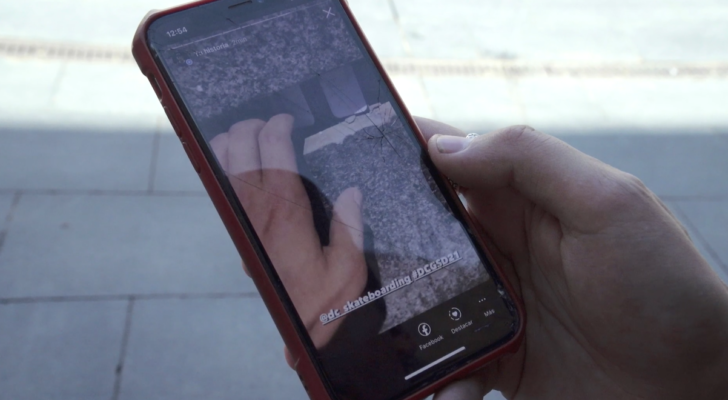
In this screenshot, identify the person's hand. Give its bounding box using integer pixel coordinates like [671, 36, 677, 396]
[416, 118, 728, 400]
[210, 114, 367, 350]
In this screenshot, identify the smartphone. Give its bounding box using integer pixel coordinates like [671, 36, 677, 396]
[133, 1, 524, 399]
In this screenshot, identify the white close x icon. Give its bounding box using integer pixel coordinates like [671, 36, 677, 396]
[323, 7, 334, 18]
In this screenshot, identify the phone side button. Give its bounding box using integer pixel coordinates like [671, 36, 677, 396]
[296, 373, 310, 396]
[147, 74, 163, 100]
[181, 141, 202, 174]
[163, 107, 183, 138]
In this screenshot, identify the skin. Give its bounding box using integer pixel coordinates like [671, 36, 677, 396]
[210, 114, 368, 349]
[213, 114, 728, 400]
[420, 118, 728, 400]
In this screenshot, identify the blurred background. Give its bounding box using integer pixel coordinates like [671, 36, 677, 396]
[0, 0, 726, 399]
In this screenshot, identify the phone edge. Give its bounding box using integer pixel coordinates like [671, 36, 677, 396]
[131, 1, 526, 399]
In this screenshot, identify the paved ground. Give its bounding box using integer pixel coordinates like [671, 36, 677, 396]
[0, 0, 727, 399]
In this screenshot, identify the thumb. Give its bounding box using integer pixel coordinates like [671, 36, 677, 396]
[427, 125, 635, 228]
[433, 369, 497, 400]
[328, 187, 364, 253]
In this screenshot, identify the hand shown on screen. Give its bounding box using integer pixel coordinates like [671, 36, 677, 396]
[210, 114, 367, 350]
[416, 118, 728, 400]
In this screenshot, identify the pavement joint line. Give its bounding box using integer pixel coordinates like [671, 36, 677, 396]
[386, 0, 401, 23]
[385, 0, 438, 118]
[0, 192, 22, 257]
[3, 190, 726, 201]
[659, 196, 728, 202]
[0, 189, 207, 197]
[0, 37, 133, 64]
[3, 37, 728, 78]
[147, 118, 163, 194]
[416, 74, 437, 119]
[386, 0, 413, 57]
[0, 292, 261, 305]
[47, 62, 67, 109]
[111, 299, 134, 400]
[670, 202, 728, 273]
[506, 78, 528, 123]
[381, 58, 728, 78]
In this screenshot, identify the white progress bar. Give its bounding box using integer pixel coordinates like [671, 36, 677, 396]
[404, 347, 466, 381]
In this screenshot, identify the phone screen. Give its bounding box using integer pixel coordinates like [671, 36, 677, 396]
[147, 1, 519, 399]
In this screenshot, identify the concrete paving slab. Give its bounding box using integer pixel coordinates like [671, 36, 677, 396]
[394, 0, 492, 27]
[403, 22, 482, 60]
[0, 195, 14, 225]
[483, 8, 639, 62]
[390, 75, 434, 119]
[0, 0, 397, 51]
[53, 62, 162, 118]
[119, 297, 306, 400]
[0, 57, 160, 131]
[0, 300, 127, 400]
[394, 0, 521, 59]
[0, 58, 63, 111]
[517, 77, 607, 129]
[0, 129, 154, 191]
[393, 0, 728, 61]
[0, 109, 161, 133]
[158, 119, 176, 136]
[670, 200, 728, 282]
[556, 134, 728, 198]
[423, 77, 526, 131]
[519, 0, 713, 5]
[581, 78, 728, 129]
[0, 0, 184, 47]
[3, 0, 727, 63]
[348, 0, 393, 22]
[0, 194, 252, 298]
[153, 135, 206, 193]
[378, 1, 527, 59]
[359, 19, 409, 59]
[623, 7, 728, 61]
[348, 0, 408, 58]
[419, 76, 728, 133]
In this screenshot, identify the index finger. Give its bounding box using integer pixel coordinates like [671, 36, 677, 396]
[257, 114, 309, 205]
[414, 116, 467, 141]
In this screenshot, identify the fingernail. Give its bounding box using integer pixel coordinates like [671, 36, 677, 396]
[436, 135, 470, 154]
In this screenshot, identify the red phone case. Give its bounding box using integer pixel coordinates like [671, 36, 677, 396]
[132, 2, 525, 399]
